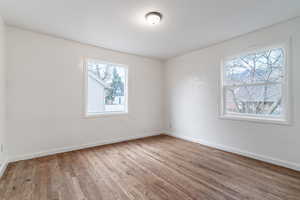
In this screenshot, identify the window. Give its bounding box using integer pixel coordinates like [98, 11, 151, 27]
[85, 59, 128, 116]
[220, 45, 290, 124]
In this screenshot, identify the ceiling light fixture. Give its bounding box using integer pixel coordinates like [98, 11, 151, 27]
[145, 12, 162, 25]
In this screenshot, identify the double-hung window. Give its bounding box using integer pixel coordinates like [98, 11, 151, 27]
[220, 45, 290, 124]
[85, 58, 128, 117]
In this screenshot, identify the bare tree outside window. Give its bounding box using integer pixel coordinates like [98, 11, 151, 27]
[86, 59, 128, 115]
[223, 47, 285, 118]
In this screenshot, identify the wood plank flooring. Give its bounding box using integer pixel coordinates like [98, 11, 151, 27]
[1, 135, 300, 200]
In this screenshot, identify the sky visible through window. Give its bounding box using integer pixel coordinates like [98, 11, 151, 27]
[87, 60, 127, 115]
[223, 48, 284, 117]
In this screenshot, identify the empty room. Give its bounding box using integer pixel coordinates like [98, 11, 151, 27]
[0, 0, 300, 199]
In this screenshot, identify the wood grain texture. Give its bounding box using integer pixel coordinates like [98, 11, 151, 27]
[0, 135, 300, 200]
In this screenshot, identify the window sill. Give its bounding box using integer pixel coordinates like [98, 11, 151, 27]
[219, 114, 291, 126]
[84, 112, 129, 119]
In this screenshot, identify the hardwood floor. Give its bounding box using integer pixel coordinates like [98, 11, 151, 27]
[1, 135, 300, 200]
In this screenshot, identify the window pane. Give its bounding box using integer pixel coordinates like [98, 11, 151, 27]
[87, 60, 127, 115]
[225, 84, 282, 117]
[224, 48, 284, 85]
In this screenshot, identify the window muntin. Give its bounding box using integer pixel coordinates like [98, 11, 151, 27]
[86, 59, 128, 116]
[221, 47, 288, 122]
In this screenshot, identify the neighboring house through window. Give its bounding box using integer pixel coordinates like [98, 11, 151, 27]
[85, 58, 128, 116]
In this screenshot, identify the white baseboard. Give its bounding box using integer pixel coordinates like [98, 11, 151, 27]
[166, 132, 300, 172]
[0, 159, 9, 178]
[8, 130, 298, 172]
[9, 131, 164, 163]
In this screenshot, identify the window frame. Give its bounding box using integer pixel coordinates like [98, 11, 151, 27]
[83, 58, 129, 118]
[219, 42, 292, 125]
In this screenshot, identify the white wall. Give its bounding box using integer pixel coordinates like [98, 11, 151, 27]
[0, 16, 6, 165]
[165, 18, 300, 170]
[7, 27, 165, 160]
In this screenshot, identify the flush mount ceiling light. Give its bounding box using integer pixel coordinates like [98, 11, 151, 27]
[145, 12, 162, 25]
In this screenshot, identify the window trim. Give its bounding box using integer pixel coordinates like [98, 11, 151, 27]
[219, 41, 292, 125]
[83, 57, 129, 118]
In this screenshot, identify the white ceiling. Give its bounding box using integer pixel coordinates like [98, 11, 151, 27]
[0, 0, 300, 60]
